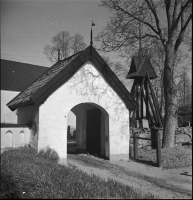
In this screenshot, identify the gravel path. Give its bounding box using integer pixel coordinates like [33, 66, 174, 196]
[66, 153, 192, 199]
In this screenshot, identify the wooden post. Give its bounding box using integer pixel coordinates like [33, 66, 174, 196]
[131, 78, 145, 127]
[155, 129, 161, 167]
[136, 80, 139, 122]
[142, 90, 154, 126]
[131, 79, 137, 95]
[133, 133, 138, 159]
[141, 91, 144, 119]
[131, 81, 138, 126]
[147, 74, 163, 126]
[138, 78, 145, 122]
[146, 88, 159, 126]
[145, 77, 149, 121]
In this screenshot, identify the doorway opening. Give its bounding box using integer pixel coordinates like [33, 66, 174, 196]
[67, 102, 109, 159]
[67, 111, 77, 154]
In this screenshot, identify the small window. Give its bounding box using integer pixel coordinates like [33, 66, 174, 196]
[5, 131, 13, 148]
[20, 131, 25, 146]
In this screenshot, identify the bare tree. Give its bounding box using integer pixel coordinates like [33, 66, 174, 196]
[95, 0, 192, 148]
[148, 41, 191, 116]
[71, 33, 86, 54]
[177, 70, 192, 107]
[44, 31, 86, 63]
[147, 41, 165, 115]
[44, 45, 59, 63]
[101, 55, 133, 90]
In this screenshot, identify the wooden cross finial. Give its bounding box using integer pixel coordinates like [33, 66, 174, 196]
[90, 21, 95, 46]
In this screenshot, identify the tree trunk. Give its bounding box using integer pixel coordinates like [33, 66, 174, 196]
[162, 44, 178, 148]
[159, 82, 164, 115]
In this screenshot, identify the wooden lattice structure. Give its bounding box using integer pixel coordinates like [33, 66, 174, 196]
[126, 55, 163, 128]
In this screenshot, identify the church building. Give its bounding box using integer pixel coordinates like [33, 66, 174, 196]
[3, 44, 138, 163]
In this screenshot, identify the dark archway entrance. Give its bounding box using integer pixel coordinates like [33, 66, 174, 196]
[67, 102, 109, 159]
[86, 108, 101, 155]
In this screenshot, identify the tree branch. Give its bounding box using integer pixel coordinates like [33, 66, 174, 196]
[172, 0, 180, 26]
[110, 0, 160, 36]
[165, 0, 172, 36]
[145, 0, 162, 35]
[174, 13, 192, 51]
[170, 0, 192, 34]
[132, 33, 161, 41]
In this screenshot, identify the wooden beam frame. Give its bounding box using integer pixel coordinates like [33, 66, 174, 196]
[147, 73, 163, 127]
[131, 77, 145, 126]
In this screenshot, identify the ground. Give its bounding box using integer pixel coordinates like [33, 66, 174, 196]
[66, 143, 192, 199]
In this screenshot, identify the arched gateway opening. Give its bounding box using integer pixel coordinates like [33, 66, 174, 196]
[67, 102, 109, 159]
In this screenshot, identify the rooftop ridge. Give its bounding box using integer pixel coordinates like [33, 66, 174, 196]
[7, 49, 85, 107]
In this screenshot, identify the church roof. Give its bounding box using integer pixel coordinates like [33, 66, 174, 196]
[126, 55, 157, 79]
[7, 45, 138, 111]
[1, 59, 47, 92]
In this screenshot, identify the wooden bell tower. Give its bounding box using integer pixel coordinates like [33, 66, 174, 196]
[126, 55, 163, 128]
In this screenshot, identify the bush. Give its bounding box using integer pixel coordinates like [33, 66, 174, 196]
[37, 146, 59, 162]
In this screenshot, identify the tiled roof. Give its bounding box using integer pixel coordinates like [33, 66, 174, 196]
[7, 50, 83, 108]
[1, 59, 47, 91]
[7, 46, 138, 111]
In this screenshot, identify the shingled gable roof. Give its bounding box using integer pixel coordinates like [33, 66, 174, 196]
[126, 56, 157, 79]
[1, 59, 47, 91]
[7, 45, 138, 111]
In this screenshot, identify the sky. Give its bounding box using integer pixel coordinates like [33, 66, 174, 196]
[1, 0, 113, 67]
[1, 0, 192, 81]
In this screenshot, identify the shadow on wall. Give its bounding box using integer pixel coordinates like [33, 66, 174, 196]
[27, 120, 39, 149]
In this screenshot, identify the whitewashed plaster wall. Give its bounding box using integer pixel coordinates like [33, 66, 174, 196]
[1, 90, 31, 150]
[1, 127, 30, 148]
[1, 90, 19, 123]
[39, 61, 130, 160]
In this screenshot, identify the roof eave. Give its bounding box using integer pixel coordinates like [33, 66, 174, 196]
[6, 45, 138, 111]
[7, 99, 34, 111]
[126, 72, 137, 79]
[31, 47, 91, 106]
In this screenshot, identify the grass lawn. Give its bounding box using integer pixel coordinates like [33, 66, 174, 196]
[130, 144, 192, 169]
[0, 146, 156, 199]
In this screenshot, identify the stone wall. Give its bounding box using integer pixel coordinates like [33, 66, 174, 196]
[175, 127, 192, 145]
[130, 127, 192, 149]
